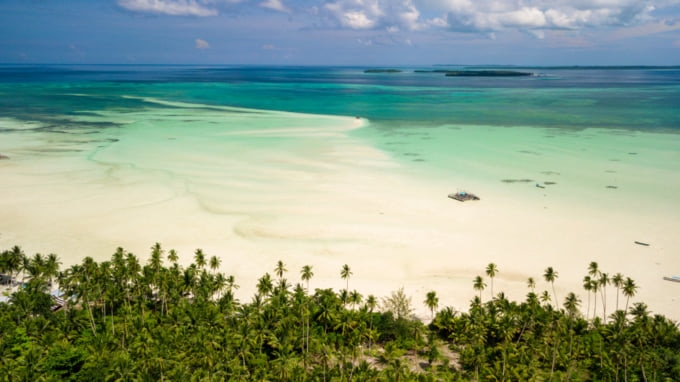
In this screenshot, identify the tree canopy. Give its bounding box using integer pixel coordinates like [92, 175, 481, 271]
[1, 244, 679, 381]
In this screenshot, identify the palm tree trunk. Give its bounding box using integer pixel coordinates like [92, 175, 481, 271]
[616, 287, 620, 311]
[85, 299, 97, 336]
[549, 319, 560, 382]
[550, 338, 559, 382]
[600, 287, 607, 322]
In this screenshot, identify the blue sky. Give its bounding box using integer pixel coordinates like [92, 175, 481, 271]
[2, 0, 680, 65]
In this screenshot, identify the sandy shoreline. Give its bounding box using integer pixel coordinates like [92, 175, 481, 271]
[1, 109, 679, 321]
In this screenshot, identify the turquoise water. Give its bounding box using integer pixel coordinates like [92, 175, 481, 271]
[2, 66, 678, 168]
[2, 65, 680, 219]
[1, 65, 679, 208]
[2, 66, 678, 128]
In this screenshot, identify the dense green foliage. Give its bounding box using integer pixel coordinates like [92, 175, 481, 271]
[1, 244, 679, 381]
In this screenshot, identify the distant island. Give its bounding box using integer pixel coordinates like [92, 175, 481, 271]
[445, 70, 532, 77]
[364, 69, 533, 76]
[415, 69, 533, 77]
[363, 69, 403, 73]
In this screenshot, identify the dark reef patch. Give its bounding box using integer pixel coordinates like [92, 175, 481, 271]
[502, 179, 534, 183]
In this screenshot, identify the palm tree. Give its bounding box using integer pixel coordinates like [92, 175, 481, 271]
[629, 301, 649, 322]
[209, 256, 221, 275]
[485, 263, 498, 297]
[339, 288, 349, 308]
[212, 272, 226, 300]
[424, 291, 439, 320]
[299, 265, 313, 357]
[623, 277, 638, 313]
[588, 261, 599, 276]
[340, 264, 352, 291]
[194, 249, 206, 270]
[225, 275, 239, 294]
[349, 289, 363, 310]
[563, 292, 581, 319]
[167, 249, 179, 265]
[300, 265, 313, 293]
[4, 245, 25, 286]
[44, 253, 61, 292]
[599, 272, 609, 322]
[563, 292, 582, 367]
[587, 261, 600, 317]
[527, 277, 535, 292]
[583, 275, 593, 320]
[365, 294, 378, 347]
[80, 257, 100, 335]
[150, 242, 164, 267]
[612, 272, 624, 311]
[473, 275, 486, 302]
[257, 273, 273, 298]
[543, 267, 559, 308]
[588, 283, 600, 322]
[26, 253, 45, 282]
[540, 290, 551, 306]
[149, 243, 164, 296]
[275, 260, 287, 281]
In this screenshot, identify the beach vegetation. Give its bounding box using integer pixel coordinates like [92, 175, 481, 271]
[0, 244, 679, 381]
[485, 263, 498, 297]
[473, 275, 486, 302]
[424, 290, 439, 320]
[340, 263, 352, 291]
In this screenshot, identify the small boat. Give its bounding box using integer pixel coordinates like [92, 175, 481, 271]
[448, 191, 480, 202]
[663, 276, 680, 283]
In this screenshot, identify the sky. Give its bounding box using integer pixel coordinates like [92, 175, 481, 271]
[1, 0, 680, 65]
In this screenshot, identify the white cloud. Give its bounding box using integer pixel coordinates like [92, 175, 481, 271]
[323, 0, 423, 31]
[317, 0, 671, 34]
[343, 10, 378, 29]
[116, 0, 680, 40]
[195, 38, 210, 49]
[431, 0, 670, 33]
[117, 0, 218, 16]
[260, 0, 290, 13]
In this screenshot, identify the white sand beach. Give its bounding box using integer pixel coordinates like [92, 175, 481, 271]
[1, 104, 679, 321]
